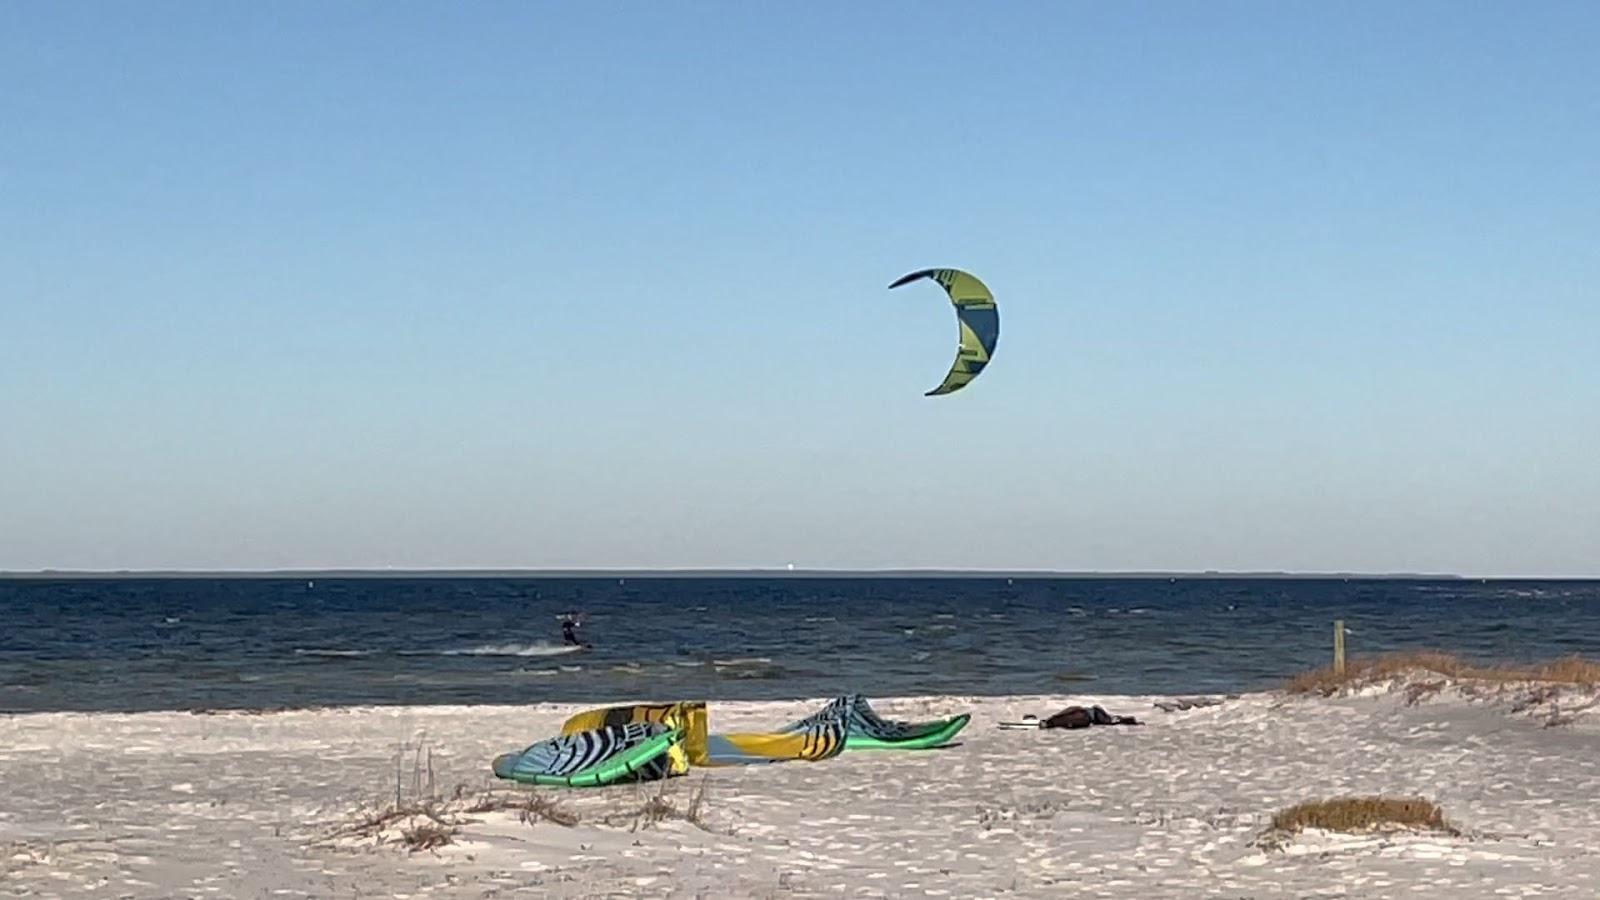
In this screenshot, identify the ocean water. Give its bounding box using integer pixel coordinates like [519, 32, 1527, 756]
[2, 577, 1598, 714]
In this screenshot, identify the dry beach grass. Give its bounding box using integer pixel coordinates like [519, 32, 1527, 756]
[1269, 795, 1456, 836]
[314, 749, 716, 855]
[1286, 650, 1600, 696]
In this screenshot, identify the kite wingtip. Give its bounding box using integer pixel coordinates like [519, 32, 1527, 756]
[887, 269, 931, 290]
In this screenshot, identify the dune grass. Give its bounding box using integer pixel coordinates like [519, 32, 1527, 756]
[602, 776, 716, 834]
[1258, 795, 1458, 851]
[319, 776, 722, 854]
[1271, 796, 1456, 835]
[318, 787, 587, 853]
[1287, 651, 1600, 696]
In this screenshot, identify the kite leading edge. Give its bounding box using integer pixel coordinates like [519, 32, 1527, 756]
[888, 267, 999, 396]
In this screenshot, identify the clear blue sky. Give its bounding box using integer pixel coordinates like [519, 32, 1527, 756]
[3, 2, 1597, 576]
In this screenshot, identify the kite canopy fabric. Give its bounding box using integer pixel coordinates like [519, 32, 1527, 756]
[698, 716, 847, 766]
[493, 697, 974, 789]
[782, 694, 972, 750]
[558, 696, 969, 768]
[560, 700, 845, 767]
[888, 267, 999, 396]
[558, 701, 705, 775]
[490, 722, 681, 787]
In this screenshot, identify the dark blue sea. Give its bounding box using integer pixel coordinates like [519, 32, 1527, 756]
[2, 577, 1598, 714]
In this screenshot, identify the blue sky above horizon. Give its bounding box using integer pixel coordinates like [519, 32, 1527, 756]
[3, 2, 1597, 576]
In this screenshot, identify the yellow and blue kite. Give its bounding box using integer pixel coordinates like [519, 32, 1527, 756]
[889, 267, 999, 396]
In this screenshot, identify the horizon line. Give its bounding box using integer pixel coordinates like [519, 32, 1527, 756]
[1, 566, 1594, 581]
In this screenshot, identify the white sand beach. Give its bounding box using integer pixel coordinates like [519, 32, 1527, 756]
[4, 682, 1600, 899]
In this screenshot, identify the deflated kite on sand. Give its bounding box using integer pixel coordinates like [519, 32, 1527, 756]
[489, 695, 970, 787]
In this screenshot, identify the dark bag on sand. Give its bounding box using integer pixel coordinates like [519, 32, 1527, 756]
[1042, 705, 1139, 729]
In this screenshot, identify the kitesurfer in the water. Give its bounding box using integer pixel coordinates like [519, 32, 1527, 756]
[560, 614, 591, 649]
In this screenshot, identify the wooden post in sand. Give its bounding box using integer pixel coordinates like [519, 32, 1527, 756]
[1333, 620, 1346, 675]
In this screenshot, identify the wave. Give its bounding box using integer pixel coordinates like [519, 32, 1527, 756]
[711, 657, 786, 680]
[711, 657, 774, 667]
[297, 642, 585, 660]
[293, 648, 374, 658]
[401, 643, 585, 658]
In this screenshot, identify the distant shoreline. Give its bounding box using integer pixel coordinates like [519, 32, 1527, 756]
[3, 568, 1590, 581]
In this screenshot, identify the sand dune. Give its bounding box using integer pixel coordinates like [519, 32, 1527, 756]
[4, 684, 1599, 898]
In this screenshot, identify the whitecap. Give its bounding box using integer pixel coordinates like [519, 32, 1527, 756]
[293, 648, 373, 658]
[405, 643, 583, 658]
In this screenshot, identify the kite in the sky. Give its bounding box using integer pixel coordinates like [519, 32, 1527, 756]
[888, 267, 999, 396]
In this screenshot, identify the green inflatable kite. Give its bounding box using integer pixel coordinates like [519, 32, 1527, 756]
[889, 267, 999, 396]
[489, 722, 683, 787]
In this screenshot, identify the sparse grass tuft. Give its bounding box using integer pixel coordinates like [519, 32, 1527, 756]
[319, 800, 460, 853]
[464, 790, 581, 827]
[315, 788, 579, 854]
[602, 776, 718, 834]
[636, 794, 676, 827]
[399, 820, 455, 852]
[1271, 796, 1455, 834]
[1258, 795, 1458, 851]
[1287, 651, 1600, 696]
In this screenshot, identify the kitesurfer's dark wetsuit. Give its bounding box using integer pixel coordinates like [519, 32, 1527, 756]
[1043, 705, 1139, 729]
[561, 619, 580, 646]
